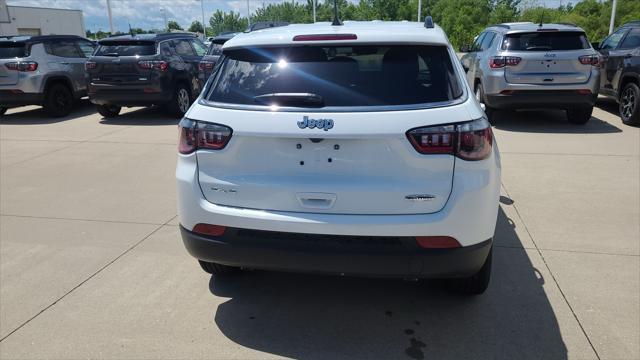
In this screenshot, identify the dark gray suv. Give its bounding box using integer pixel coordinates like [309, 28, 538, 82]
[0, 35, 96, 117]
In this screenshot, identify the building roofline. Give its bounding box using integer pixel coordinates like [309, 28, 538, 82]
[7, 5, 83, 13]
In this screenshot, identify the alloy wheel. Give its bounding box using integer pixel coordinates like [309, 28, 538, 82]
[178, 89, 190, 113]
[621, 87, 636, 120]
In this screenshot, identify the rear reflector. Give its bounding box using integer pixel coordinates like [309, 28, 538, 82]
[192, 224, 226, 237]
[415, 236, 461, 249]
[293, 34, 357, 41]
[577, 89, 592, 95]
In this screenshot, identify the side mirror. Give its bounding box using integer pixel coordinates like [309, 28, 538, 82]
[460, 60, 469, 73]
[591, 42, 600, 50]
[459, 44, 471, 53]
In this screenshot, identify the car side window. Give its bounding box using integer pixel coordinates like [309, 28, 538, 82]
[620, 29, 640, 49]
[472, 32, 487, 52]
[481, 32, 496, 51]
[601, 28, 627, 50]
[46, 41, 83, 58]
[76, 40, 96, 58]
[173, 39, 196, 56]
[190, 39, 207, 56]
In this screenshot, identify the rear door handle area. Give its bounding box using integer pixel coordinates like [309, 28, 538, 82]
[296, 192, 336, 210]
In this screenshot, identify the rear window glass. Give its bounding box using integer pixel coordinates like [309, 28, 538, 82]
[0, 43, 27, 58]
[95, 41, 156, 56]
[207, 43, 222, 56]
[207, 45, 463, 108]
[502, 31, 590, 51]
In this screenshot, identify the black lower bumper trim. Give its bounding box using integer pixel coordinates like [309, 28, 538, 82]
[0, 92, 43, 107]
[485, 90, 597, 110]
[88, 89, 171, 106]
[180, 226, 492, 279]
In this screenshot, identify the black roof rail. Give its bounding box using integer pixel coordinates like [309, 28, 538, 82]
[424, 16, 434, 29]
[621, 21, 640, 27]
[1, 34, 87, 43]
[249, 21, 289, 32]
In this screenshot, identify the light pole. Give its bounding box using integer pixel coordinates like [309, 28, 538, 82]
[418, 0, 421, 22]
[160, 8, 168, 31]
[106, 0, 114, 34]
[200, 0, 207, 39]
[247, 0, 251, 28]
[313, 0, 316, 23]
[609, 0, 618, 35]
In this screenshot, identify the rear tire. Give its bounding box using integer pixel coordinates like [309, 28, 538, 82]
[619, 82, 640, 126]
[566, 106, 593, 125]
[198, 260, 238, 275]
[447, 248, 492, 295]
[96, 104, 122, 118]
[475, 83, 495, 121]
[167, 83, 191, 117]
[43, 83, 74, 118]
[0, 107, 6, 116]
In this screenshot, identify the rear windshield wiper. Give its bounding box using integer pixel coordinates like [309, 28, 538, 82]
[101, 52, 120, 57]
[525, 46, 552, 50]
[254, 93, 324, 108]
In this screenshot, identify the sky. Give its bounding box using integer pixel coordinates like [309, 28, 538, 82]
[7, 0, 572, 33]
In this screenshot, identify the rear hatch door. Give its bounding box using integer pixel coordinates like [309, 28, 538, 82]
[0, 42, 27, 86]
[194, 44, 467, 215]
[503, 31, 593, 85]
[89, 40, 157, 85]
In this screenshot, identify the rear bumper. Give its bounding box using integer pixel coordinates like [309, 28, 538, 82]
[0, 91, 43, 107]
[485, 90, 597, 110]
[180, 225, 492, 278]
[88, 86, 171, 106]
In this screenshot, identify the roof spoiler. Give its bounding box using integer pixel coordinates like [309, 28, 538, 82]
[424, 16, 434, 29]
[249, 21, 289, 32]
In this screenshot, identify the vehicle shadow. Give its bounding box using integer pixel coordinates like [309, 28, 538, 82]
[208, 207, 568, 360]
[99, 107, 179, 126]
[0, 100, 96, 125]
[491, 108, 621, 134]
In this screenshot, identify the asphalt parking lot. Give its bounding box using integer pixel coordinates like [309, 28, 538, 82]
[0, 100, 638, 360]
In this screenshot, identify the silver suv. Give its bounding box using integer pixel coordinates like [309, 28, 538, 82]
[460, 22, 600, 124]
[0, 35, 96, 117]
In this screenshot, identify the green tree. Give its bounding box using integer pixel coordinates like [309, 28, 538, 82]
[432, 0, 492, 49]
[188, 20, 204, 33]
[167, 20, 183, 31]
[209, 10, 248, 35]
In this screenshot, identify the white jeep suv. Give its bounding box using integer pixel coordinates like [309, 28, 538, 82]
[177, 19, 501, 295]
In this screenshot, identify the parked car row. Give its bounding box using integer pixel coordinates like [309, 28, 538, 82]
[460, 21, 639, 125]
[1, 32, 234, 118]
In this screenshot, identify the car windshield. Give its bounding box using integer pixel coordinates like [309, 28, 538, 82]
[206, 45, 463, 108]
[0, 42, 27, 58]
[95, 41, 156, 56]
[502, 31, 590, 51]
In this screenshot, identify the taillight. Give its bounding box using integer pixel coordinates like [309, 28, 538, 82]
[407, 118, 493, 161]
[5, 61, 38, 72]
[489, 56, 521, 68]
[293, 34, 357, 41]
[138, 60, 168, 71]
[85, 61, 97, 70]
[178, 118, 232, 154]
[579, 55, 599, 66]
[198, 61, 215, 71]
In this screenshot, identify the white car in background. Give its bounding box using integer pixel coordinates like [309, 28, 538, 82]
[176, 18, 501, 295]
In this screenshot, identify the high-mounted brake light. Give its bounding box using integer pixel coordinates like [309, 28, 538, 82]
[198, 60, 215, 71]
[579, 55, 599, 67]
[293, 34, 357, 41]
[4, 61, 38, 72]
[489, 56, 521, 68]
[138, 60, 168, 71]
[407, 118, 493, 161]
[178, 118, 232, 154]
